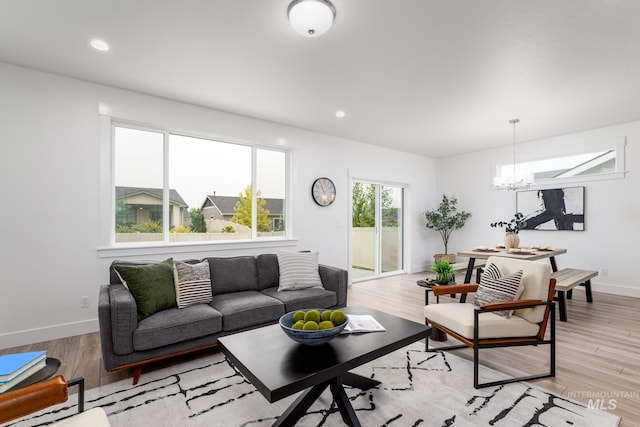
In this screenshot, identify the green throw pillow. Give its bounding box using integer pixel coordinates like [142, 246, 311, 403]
[114, 258, 177, 320]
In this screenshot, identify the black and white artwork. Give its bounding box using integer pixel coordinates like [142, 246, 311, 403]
[517, 186, 585, 231]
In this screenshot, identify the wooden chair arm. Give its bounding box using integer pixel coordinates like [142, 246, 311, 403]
[0, 375, 68, 424]
[478, 299, 544, 312]
[432, 283, 478, 296]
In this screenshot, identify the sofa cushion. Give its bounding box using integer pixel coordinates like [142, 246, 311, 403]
[260, 287, 337, 312]
[276, 251, 323, 291]
[114, 258, 176, 321]
[210, 291, 284, 331]
[257, 254, 280, 290]
[473, 263, 523, 318]
[133, 304, 222, 351]
[206, 256, 259, 295]
[173, 260, 213, 308]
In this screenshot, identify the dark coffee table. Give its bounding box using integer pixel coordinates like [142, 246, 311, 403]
[218, 306, 430, 427]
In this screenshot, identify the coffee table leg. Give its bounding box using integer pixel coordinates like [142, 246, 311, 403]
[330, 377, 361, 427]
[272, 373, 376, 427]
[272, 381, 329, 427]
[341, 371, 381, 390]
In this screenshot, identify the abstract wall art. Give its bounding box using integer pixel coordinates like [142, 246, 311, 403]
[517, 186, 585, 231]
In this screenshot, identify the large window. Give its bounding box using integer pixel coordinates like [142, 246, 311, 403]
[112, 124, 288, 245]
[493, 137, 626, 188]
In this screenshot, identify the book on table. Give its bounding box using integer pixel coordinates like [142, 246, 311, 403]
[343, 314, 386, 333]
[0, 351, 47, 392]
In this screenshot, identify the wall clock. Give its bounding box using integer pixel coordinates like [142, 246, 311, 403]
[311, 177, 336, 206]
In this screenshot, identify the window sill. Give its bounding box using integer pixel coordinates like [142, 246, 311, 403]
[528, 171, 626, 188]
[97, 237, 299, 259]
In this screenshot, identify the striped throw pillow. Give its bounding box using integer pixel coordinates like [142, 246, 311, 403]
[473, 263, 523, 318]
[173, 261, 212, 308]
[276, 251, 323, 291]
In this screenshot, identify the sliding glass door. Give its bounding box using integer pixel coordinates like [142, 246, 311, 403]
[351, 181, 404, 281]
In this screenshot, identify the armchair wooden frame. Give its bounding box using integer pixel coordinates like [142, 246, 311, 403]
[0, 375, 85, 424]
[426, 279, 556, 389]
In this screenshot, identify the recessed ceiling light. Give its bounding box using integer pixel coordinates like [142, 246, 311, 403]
[90, 39, 110, 51]
[335, 110, 346, 118]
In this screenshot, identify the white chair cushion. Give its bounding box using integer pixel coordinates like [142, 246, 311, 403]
[424, 303, 540, 340]
[486, 256, 551, 324]
[53, 407, 110, 427]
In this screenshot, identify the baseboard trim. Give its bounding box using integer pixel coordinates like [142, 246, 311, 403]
[591, 281, 640, 298]
[0, 319, 99, 349]
[410, 263, 430, 274]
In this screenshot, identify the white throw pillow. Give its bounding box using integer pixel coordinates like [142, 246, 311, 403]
[173, 261, 213, 308]
[277, 251, 323, 291]
[473, 263, 524, 318]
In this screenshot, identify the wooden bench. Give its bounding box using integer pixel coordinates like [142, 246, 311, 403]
[551, 268, 598, 321]
[451, 259, 486, 272]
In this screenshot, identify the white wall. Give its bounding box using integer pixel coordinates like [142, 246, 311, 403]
[435, 122, 639, 297]
[0, 63, 438, 348]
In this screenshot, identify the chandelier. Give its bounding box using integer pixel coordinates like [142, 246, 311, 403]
[493, 119, 533, 191]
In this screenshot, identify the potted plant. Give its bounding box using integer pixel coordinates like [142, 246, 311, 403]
[490, 212, 527, 249]
[431, 260, 456, 284]
[424, 195, 471, 263]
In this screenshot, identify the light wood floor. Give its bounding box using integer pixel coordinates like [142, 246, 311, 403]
[2, 271, 638, 426]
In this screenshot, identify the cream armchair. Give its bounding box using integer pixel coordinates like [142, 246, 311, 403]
[424, 256, 556, 388]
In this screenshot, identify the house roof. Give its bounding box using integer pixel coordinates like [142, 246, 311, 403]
[116, 186, 188, 208]
[202, 195, 284, 216]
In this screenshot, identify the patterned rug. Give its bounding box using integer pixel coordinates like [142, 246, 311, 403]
[9, 342, 619, 427]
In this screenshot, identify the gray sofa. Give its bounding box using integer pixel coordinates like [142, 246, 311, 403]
[98, 254, 348, 384]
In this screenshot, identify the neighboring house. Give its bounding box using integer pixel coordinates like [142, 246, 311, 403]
[201, 194, 284, 231]
[116, 186, 189, 229]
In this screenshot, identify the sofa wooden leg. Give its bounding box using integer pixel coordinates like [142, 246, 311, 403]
[132, 365, 143, 385]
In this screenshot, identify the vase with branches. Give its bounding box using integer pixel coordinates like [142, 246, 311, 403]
[490, 212, 527, 248]
[424, 195, 471, 262]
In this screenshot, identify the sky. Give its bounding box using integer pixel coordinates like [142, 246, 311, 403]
[114, 127, 285, 209]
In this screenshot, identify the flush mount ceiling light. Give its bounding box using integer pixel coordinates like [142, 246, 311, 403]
[287, 0, 336, 37]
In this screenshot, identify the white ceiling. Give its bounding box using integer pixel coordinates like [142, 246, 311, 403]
[2, 0, 640, 158]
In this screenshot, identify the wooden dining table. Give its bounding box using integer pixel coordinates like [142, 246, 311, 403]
[457, 247, 567, 283]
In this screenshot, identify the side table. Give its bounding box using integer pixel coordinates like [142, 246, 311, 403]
[416, 280, 448, 341]
[2, 358, 62, 393]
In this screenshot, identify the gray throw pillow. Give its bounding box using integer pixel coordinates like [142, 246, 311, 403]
[473, 263, 523, 318]
[173, 260, 213, 308]
[276, 251, 323, 291]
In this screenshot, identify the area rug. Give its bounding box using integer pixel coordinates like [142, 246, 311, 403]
[8, 343, 619, 427]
